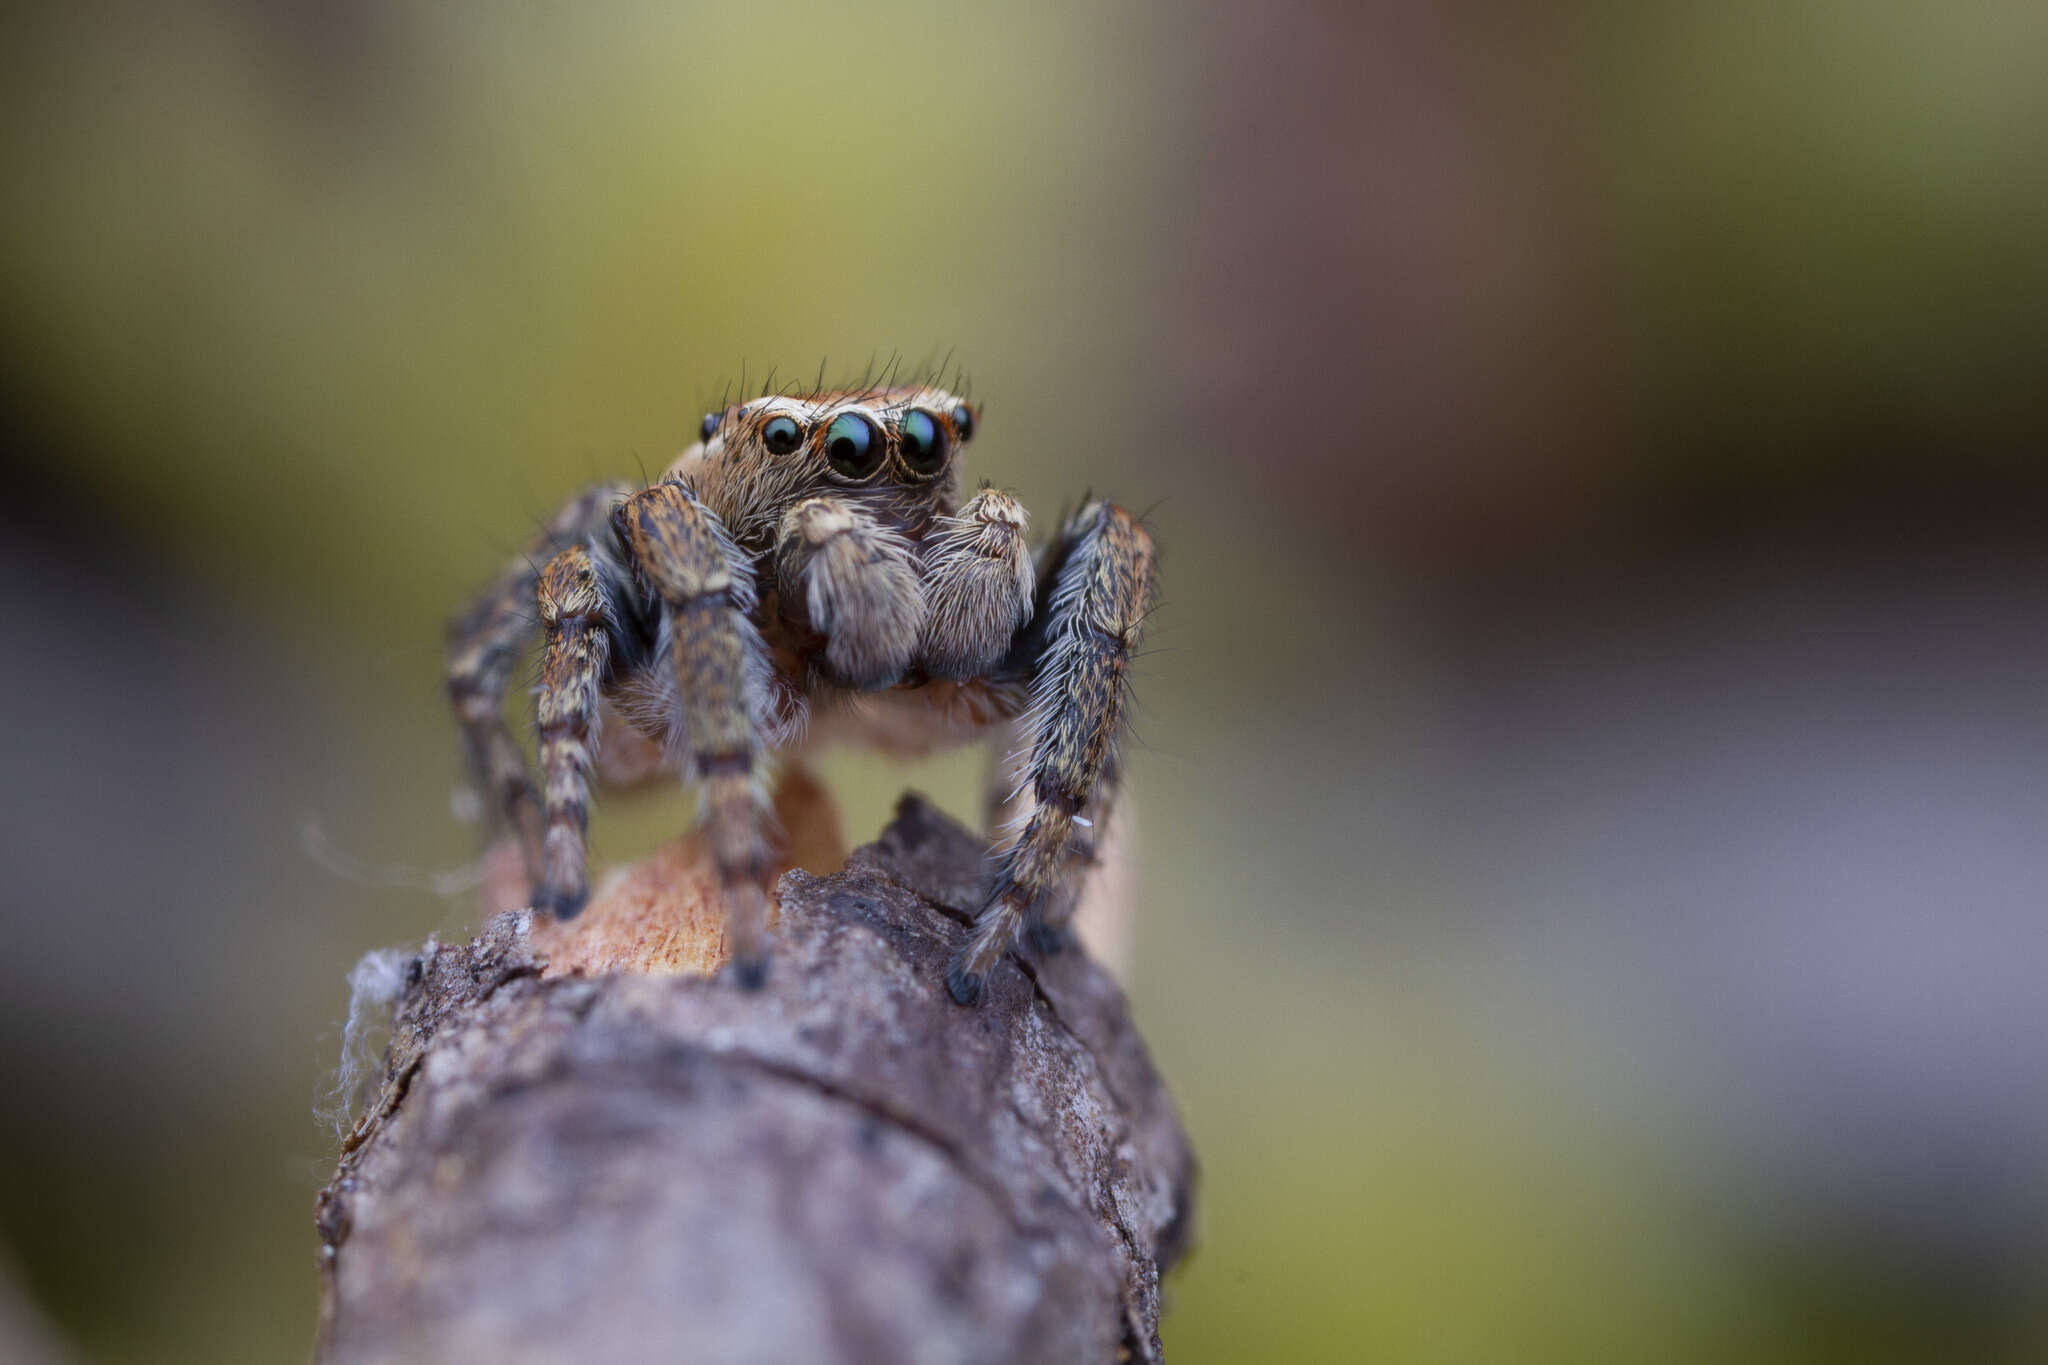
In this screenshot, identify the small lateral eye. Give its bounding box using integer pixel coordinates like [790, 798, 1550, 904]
[897, 409, 949, 475]
[824, 412, 884, 477]
[762, 415, 803, 454]
[699, 411, 721, 441]
[950, 403, 976, 442]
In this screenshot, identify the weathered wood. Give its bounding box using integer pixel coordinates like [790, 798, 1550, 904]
[314, 795, 1196, 1364]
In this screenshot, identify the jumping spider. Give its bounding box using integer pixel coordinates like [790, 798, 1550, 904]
[446, 382, 1154, 1004]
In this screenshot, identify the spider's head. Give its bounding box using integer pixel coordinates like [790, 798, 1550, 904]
[680, 386, 978, 494]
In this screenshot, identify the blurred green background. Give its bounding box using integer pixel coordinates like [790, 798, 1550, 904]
[3, 2, 2047, 1361]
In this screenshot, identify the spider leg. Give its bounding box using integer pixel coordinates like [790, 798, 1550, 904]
[447, 482, 629, 878]
[982, 726, 1121, 956]
[949, 501, 1155, 1005]
[1023, 751, 1123, 956]
[618, 481, 779, 987]
[532, 544, 615, 917]
[916, 486, 1035, 679]
[775, 496, 925, 690]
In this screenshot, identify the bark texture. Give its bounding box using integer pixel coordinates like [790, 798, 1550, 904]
[314, 794, 1196, 1365]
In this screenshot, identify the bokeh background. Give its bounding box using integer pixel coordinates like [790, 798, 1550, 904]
[4, 2, 2047, 1361]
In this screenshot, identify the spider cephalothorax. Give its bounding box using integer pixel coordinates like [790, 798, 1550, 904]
[447, 380, 1154, 1004]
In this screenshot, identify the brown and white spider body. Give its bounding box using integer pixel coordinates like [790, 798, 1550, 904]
[446, 381, 1155, 1004]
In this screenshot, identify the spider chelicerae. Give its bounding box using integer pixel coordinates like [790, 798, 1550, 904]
[446, 379, 1155, 1004]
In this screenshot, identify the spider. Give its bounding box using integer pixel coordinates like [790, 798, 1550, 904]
[445, 381, 1155, 1005]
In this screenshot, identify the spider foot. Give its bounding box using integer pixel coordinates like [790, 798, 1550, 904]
[725, 954, 770, 991]
[534, 885, 589, 921]
[1025, 920, 1070, 957]
[946, 964, 986, 1007]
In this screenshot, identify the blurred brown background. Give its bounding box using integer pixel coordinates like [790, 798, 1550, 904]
[3, 2, 2046, 1361]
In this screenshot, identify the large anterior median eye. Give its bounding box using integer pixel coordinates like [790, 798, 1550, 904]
[897, 409, 948, 475]
[824, 412, 884, 477]
[762, 415, 803, 454]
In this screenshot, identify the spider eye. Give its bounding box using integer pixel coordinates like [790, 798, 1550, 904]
[824, 412, 884, 478]
[897, 409, 949, 475]
[762, 415, 803, 455]
[950, 403, 976, 442]
[700, 411, 721, 441]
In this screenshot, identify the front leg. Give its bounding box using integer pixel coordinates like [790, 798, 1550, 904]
[949, 501, 1156, 1005]
[776, 497, 925, 690]
[982, 724, 1123, 958]
[532, 544, 614, 918]
[446, 482, 631, 878]
[618, 481, 781, 986]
